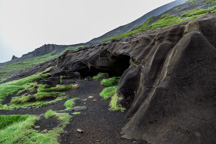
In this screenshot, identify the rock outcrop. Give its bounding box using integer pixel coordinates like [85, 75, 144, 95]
[11, 55, 18, 60]
[54, 13, 216, 144]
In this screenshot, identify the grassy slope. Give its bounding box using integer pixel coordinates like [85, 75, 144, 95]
[103, 4, 216, 42]
[0, 111, 71, 144]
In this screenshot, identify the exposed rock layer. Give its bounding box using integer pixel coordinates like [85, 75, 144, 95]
[55, 13, 216, 144]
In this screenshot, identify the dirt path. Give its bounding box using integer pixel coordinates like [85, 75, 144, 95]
[0, 80, 147, 144]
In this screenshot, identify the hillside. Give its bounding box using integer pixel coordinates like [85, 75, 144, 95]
[89, 0, 188, 44]
[1, 1, 216, 144]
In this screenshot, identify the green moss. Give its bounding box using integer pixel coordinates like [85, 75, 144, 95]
[44, 110, 56, 119]
[11, 94, 31, 104]
[34, 92, 65, 100]
[174, 7, 181, 11]
[0, 112, 71, 144]
[187, 0, 197, 2]
[64, 97, 79, 109]
[93, 73, 108, 80]
[182, 6, 216, 17]
[109, 93, 125, 112]
[205, 0, 216, 3]
[101, 77, 120, 86]
[149, 15, 183, 30]
[0, 115, 29, 130]
[103, 16, 154, 42]
[72, 112, 81, 115]
[0, 67, 51, 106]
[39, 84, 77, 92]
[100, 86, 117, 100]
[1, 46, 82, 71]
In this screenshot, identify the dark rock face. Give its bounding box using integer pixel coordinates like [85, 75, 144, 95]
[11, 55, 18, 60]
[54, 13, 216, 144]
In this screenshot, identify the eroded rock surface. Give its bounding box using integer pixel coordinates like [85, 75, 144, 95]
[54, 13, 216, 144]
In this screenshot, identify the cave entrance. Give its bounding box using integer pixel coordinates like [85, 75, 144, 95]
[79, 55, 130, 78]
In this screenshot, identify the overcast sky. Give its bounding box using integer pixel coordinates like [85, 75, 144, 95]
[0, 0, 175, 63]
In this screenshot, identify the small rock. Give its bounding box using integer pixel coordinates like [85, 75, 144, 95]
[88, 96, 94, 99]
[82, 99, 87, 101]
[93, 99, 97, 102]
[77, 128, 84, 133]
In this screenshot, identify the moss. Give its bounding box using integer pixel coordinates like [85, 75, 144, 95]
[149, 15, 183, 30]
[109, 93, 125, 112]
[64, 97, 79, 109]
[93, 73, 108, 80]
[205, 0, 216, 3]
[103, 16, 154, 42]
[0, 67, 52, 106]
[11, 94, 31, 104]
[181, 6, 216, 17]
[34, 92, 65, 100]
[187, 0, 197, 2]
[0, 112, 71, 144]
[72, 112, 81, 115]
[101, 77, 120, 86]
[39, 84, 77, 92]
[100, 86, 117, 100]
[44, 110, 56, 119]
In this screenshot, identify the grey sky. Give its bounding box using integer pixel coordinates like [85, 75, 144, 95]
[0, 0, 174, 63]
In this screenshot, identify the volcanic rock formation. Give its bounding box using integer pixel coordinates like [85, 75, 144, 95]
[53, 13, 216, 144]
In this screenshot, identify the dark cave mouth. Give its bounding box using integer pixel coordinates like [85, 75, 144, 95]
[79, 55, 131, 78]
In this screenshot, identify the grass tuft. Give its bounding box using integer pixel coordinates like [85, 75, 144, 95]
[64, 97, 79, 109]
[100, 86, 117, 100]
[44, 110, 56, 119]
[34, 92, 65, 100]
[101, 77, 120, 86]
[93, 73, 108, 80]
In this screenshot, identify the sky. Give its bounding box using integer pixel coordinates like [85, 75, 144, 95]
[0, 0, 175, 63]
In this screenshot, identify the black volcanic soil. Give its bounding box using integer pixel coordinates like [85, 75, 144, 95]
[0, 79, 147, 144]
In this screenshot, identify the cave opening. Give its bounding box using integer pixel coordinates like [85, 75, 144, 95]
[79, 55, 130, 78]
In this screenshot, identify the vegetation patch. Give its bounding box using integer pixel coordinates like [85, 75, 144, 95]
[64, 97, 79, 109]
[93, 72, 108, 80]
[34, 92, 65, 100]
[205, 0, 216, 3]
[109, 93, 125, 112]
[0, 112, 71, 144]
[100, 86, 117, 100]
[0, 67, 51, 106]
[39, 84, 77, 92]
[11, 94, 31, 104]
[0, 46, 82, 71]
[187, 0, 197, 2]
[101, 76, 120, 86]
[181, 6, 216, 18]
[72, 112, 81, 115]
[45, 110, 56, 119]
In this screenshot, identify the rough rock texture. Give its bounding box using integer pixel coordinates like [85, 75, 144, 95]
[54, 13, 216, 144]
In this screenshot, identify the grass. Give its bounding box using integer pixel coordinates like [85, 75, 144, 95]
[0, 67, 51, 106]
[205, 0, 216, 3]
[34, 92, 65, 100]
[181, 6, 216, 18]
[44, 110, 56, 119]
[100, 86, 117, 100]
[93, 72, 108, 80]
[149, 15, 183, 30]
[100, 86, 125, 111]
[101, 76, 120, 86]
[0, 114, 28, 130]
[0, 112, 71, 144]
[103, 16, 154, 42]
[109, 93, 125, 112]
[187, 0, 197, 2]
[64, 97, 79, 109]
[39, 84, 77, 92]
[11, 94, 31, 104]
[72, 112, 81, 115]
[0, 46, 82, 71]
